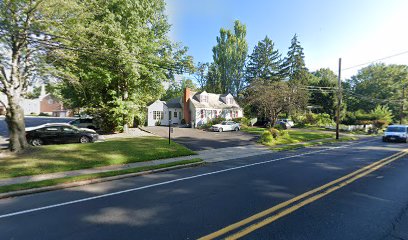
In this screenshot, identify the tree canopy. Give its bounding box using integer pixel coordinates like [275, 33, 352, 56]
[246, 36, 282, 83]
[207, 20, 248, 96]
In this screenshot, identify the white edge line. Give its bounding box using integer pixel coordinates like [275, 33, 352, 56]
[0, 138, 376, 219]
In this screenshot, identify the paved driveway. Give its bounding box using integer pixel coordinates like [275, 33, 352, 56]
[143, 126, 259, 151]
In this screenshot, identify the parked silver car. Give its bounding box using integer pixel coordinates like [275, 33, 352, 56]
[211, 121, 240, 132]
[69, 118, 99, 130]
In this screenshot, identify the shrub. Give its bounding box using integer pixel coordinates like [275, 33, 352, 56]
[211, 117, 226, 124]
[39, 112, 50, 116]
[373, 120, 388, 130]
[181, 119, 186, 125]
[235, 117, 251, 126]
[274, 123, 285, 130]
[279, 130, 289, 138]
[269, 128, 280, 139]
[259, 130, 274, 144]
[315, 113, 334, 126]
[304, 113, 317, 125]
[240, 123, 249, 129]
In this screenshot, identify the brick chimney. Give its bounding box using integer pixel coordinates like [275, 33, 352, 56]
[183, 87, 191, 123]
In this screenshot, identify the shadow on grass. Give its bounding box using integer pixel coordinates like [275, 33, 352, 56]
[0, 137, 195, 179]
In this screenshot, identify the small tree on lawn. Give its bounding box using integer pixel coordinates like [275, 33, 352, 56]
[245, 80, 308, 126]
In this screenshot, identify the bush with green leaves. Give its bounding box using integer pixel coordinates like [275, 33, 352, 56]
[235, 117, 251, 126]
[315, 113, 334, 126]
[259, 130, 274, 144]
[269, 128, 280, 139]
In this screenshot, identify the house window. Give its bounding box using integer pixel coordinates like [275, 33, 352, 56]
[153, 111, 163, 120]
[200, 109, 204, 119]
[174, 111, 177, 118]
[200, 95, 208, 103]
[228, 98, 234, 104]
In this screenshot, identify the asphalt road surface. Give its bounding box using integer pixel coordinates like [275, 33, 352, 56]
[144, 126, 259, 151]
[1, 138, 408, 240]
[0, 116, 74, 137]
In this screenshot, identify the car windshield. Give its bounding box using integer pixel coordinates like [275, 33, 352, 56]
[221, 121, 227, 125]
[386, 126, 406, 132]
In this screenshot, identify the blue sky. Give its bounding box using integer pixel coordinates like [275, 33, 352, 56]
[166, 0, 408, 79]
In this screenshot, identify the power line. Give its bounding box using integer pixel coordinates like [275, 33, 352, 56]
[342, 50, 408, 71]
[343, 89, 403, 104]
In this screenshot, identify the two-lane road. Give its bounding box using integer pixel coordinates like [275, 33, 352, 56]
[1, 138, 408, 239]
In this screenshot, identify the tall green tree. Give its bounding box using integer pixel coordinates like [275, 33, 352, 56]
[49, 0, 193, 132]
[162, 78, 197, 101]
[210, 20, 248, 96]
[245, 80, 308, 126]
[309, 68, 338, 117]
[344, 63, 408, 120]
[281, 34, 309, 85]
[0, 0, 81, 151]
[246, 36, 282, 83]
[194, 62, 209, 90]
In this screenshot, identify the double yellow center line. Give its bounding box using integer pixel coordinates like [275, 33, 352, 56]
[199, 149, 408, 240]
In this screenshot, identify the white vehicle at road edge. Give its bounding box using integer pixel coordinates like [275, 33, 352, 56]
[210, 121, 240, 132]
[382, 125, 408, 142]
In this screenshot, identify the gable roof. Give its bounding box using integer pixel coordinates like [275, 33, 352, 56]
[190, 92, 241, 109]
[165, 97, 182, 108]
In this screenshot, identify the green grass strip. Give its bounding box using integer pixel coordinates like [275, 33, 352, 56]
[271, 137, 358, 152]
[0, 158, 203, 194]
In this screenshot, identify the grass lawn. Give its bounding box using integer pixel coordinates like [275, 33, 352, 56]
[271, 136, 358, 151]
[0, 158, 203, 194]
[0, 137, 195, 179]
[243, 127, 335, 146]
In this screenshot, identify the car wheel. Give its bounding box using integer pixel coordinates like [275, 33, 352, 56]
[234, 127, 239, 131]
[30, 138, 43, 146]
[79, 136, 91, 143]
[219, 128, 223, 132]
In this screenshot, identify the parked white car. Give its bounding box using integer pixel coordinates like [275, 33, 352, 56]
[277, 119, 294, 127]
[210, 121, 240, 132]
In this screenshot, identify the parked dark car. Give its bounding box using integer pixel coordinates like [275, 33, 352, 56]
[26, 123, 99, 146]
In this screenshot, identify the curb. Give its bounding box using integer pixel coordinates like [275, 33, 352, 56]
[138, 126, 155, 135]
[0, 161, 205, 200]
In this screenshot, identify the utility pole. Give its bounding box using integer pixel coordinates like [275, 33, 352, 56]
[400, 85, 405, 124]
[336, 58, 342, 140]
[169, 111, 171, 145]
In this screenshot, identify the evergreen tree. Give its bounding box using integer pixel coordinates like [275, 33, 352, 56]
[246, 36, 282, 83]
[281, 34, 309, 85]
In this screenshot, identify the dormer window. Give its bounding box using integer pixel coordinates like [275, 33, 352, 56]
[227, 97, 234, 105]
[200, 92, 208, 103]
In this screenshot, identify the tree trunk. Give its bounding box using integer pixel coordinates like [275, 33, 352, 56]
[5, 96, 28, 152]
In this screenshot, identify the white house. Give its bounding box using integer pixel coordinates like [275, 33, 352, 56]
[147, 98, 183, 127]
[147, 88, 243, 127]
